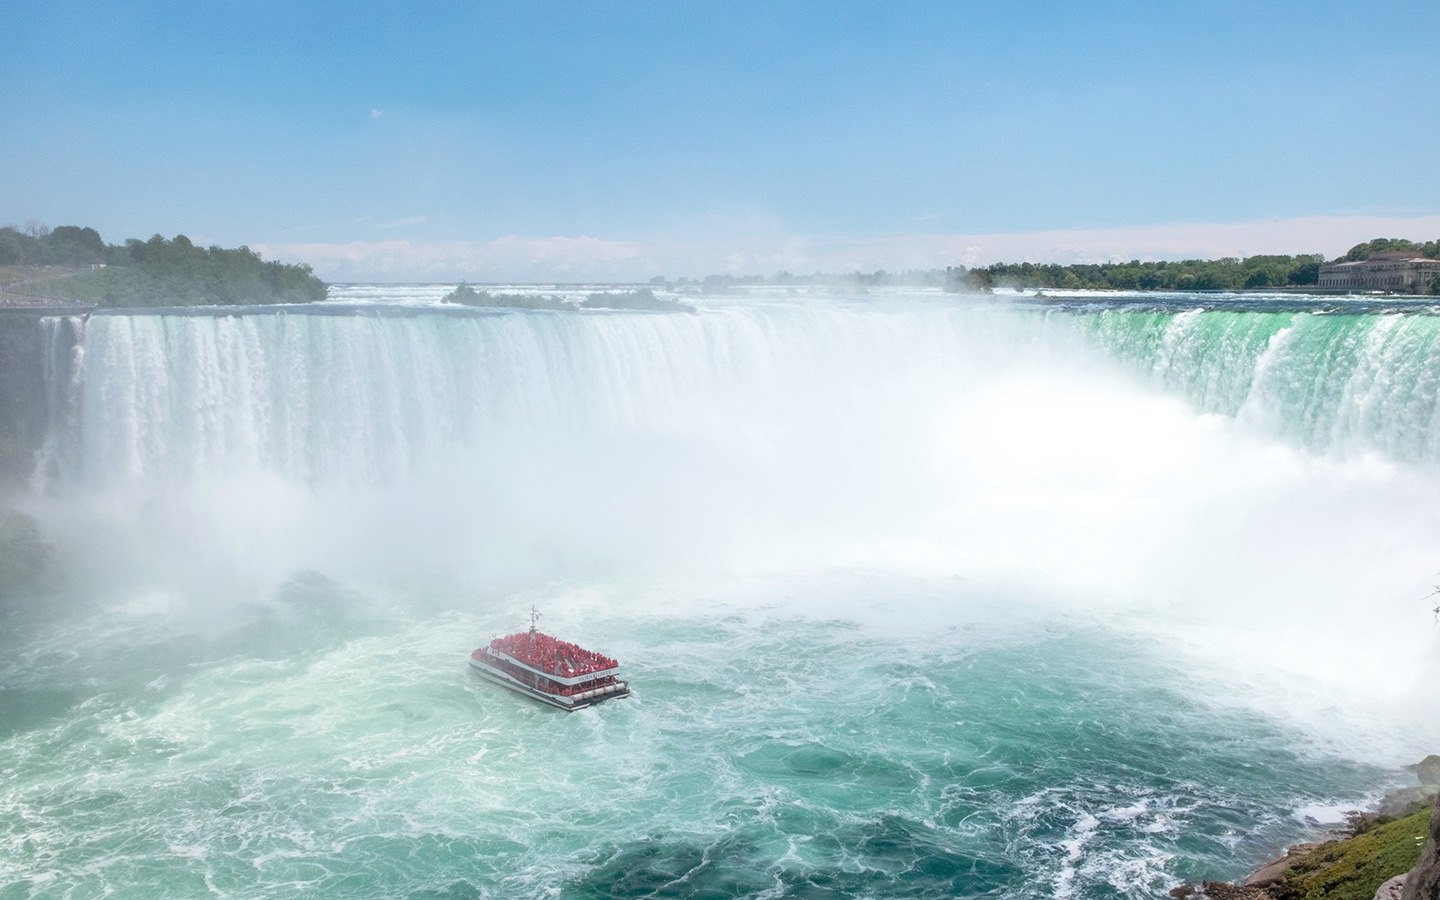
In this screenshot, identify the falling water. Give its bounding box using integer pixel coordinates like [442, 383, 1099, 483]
[4, 288, 1439, 898]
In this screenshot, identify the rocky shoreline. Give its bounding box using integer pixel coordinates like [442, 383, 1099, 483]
[1174, 756, 1440, 900]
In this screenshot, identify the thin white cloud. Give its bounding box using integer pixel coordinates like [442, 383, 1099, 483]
[378, 215, 428, 229]
[686, 215, 1440, 276]
[256, 214, 1440, 282]
[370, 108, 383, 119]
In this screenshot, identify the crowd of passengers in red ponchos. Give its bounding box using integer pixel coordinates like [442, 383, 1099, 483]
[490, 632, 618, 678]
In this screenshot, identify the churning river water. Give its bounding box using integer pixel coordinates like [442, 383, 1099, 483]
[3, 285, 1440, 898]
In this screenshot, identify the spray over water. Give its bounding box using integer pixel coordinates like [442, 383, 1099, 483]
[5, 288, 1439, 897]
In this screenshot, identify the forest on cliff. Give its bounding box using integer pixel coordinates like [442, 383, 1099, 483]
[0, 224, 325, 306]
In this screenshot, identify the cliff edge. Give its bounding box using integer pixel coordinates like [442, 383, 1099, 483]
[1175, 758, 1439, 900]
[1403, 795, 1440, 900]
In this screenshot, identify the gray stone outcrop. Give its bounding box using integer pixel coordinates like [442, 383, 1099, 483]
[1403, 796, 1440, 900]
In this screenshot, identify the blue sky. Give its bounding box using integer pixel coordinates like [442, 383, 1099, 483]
[4, 1, 1439, 280]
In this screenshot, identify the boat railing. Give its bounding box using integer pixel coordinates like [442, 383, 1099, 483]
[483, 646, 621, 686]
[478, 650, 621, 693]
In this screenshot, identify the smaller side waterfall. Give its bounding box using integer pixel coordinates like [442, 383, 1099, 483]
[30, 315, 87, 492]
[0, 313, 84, 488]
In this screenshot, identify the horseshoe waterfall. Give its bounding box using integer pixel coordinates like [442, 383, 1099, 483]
[3, 287, 1439, 898]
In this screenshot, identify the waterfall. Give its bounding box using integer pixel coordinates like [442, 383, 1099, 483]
[59, 302, 1440, 491]
[1075, 308, 1440, 462]
[30, 315, 86, 492]
[11, 295, 1440, 900]
[31, 298, 1437, 616]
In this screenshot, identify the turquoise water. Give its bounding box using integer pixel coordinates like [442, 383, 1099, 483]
[1074, 304, 1440, 463]
[0, 578, 1394, 898]
[4, 288, 1439, 897]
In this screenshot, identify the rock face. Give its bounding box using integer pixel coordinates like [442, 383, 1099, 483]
[1403, 797, 1440, 900]
[1414, 757, 1440, 789]
[1382, 787, 1438, 818]
[1379, 874, 1408, 899]
[1244, 844, 1322, 887]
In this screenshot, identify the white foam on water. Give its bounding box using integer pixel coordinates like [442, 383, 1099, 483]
[1055, 812, 1100, 899]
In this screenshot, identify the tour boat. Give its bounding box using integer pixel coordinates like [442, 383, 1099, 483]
[469, 609, 630, 711]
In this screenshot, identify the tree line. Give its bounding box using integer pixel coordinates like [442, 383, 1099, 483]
[671, 238, 1440, 294]
[0, 223, 326, 306]
[952, 238, 1440, 293]
[1338, 237, 1440, 261]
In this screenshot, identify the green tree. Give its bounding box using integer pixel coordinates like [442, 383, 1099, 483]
[48, 225, 104, 256]
[1340, 238, 1435, 261]
[0, 231, 23, 265]
[1288, 258, 1322, 284]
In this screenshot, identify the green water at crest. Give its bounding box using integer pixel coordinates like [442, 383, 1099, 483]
[1075, 308, 1440, 463]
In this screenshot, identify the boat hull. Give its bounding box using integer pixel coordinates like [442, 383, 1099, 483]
[469, 658, 630, 711]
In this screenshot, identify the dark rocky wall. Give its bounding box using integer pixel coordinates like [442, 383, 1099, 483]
[1404, 797, 1440, 900]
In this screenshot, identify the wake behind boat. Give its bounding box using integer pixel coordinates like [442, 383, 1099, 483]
[470, 610, 630, 710]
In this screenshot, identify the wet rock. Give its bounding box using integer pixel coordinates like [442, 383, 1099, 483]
[1244, 844, 1317, 887]
[1244, 856, 1292, 887]
[1196, 881, 1274, 900]
[1381, 787, 1438, 820]
[1412, 756, 1440, 789]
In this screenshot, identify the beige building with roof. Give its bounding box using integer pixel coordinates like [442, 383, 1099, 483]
[1318, 252, 1440, 292]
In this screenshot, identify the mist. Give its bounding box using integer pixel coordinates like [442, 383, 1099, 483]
[16, 292, 1435, 755]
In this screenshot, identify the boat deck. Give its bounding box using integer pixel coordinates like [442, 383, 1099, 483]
[469, 655, 630, 711]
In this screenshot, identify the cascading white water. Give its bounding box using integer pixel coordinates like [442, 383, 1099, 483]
[10, 289, 1440, 899]
[28, 315, 85, 493]
[72, 299, 1440, 488]
[75, 303, 1014, 485]
[64, 301, 1064, 594]
[1076, 304, 1440, 461]
[42, 295, 1440, 697]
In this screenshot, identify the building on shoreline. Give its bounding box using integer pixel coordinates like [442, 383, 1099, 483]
[1318, 252, 1440, 292]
